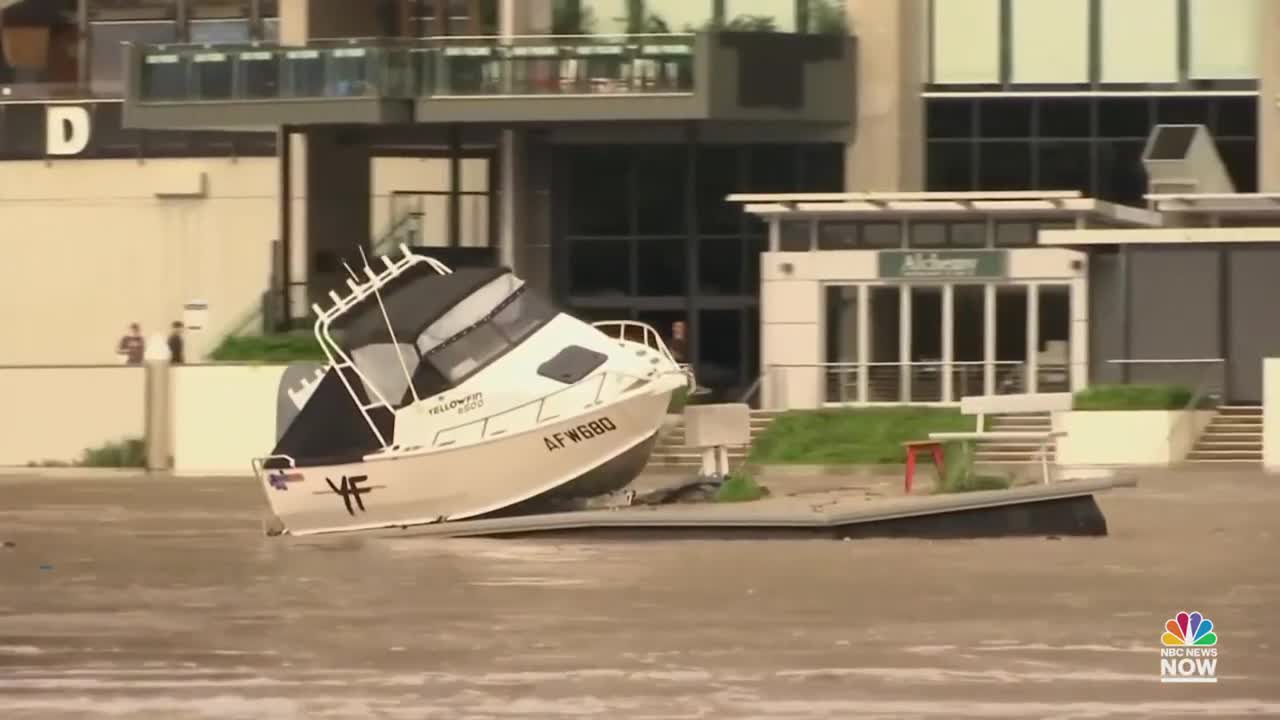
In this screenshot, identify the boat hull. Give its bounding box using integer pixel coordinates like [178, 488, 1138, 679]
[257, 387, 672, 536]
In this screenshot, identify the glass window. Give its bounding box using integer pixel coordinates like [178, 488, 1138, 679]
[978, 98, 1032, 138]
[1095, 140, 1148, 204]
[726, 0, 796, 32]
[696, 146, 742, 235]
[748, 145, 797, 193]
[352, 343, 420, 406]
[978, 142, 1032, 189]
[637, 238, 686, 295]
[635, 146, 686, 235]
[429, 323, 509, 383]
[818, 221, 858, 250]
[568, 238, 629, 297]
[699, 237, 745, 294]
[995, 222, 1035, 247]
[779, 220, 811, 251]
[861, 222, 901, 248]
[91, 21, 178, 96]
[493, 291, 556, 344]
[190, 19, 251, 43]
[90, 1, 176, 20]
[801, 145, 844, 191]
[643, 0, 712, 32]
[554, 0, 630, 34]
[1038, 98, 1092, 138]
[1009, 0, 1089, 84]
[566, 146, 630, 235]
[1098, 97, 1152, 138]
[908, 222, 946, 247]
[950, 222, 987, 248]
[1214, 97, 1257, 138]
[1156, 97, 1210, 126]
[1189, 0, 1261, 80]
[927, 99, 974, 139]
[931, 0, 1000, 84]
[926, 142, 975, 191]
[1100, 0, 1177, 83]
[1217, 138, 1258, 193]
[415, 274, 523, 356]
[1037, 141, 1093, 195]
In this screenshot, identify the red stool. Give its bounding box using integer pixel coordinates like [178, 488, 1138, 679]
[901, 440, 945, 494]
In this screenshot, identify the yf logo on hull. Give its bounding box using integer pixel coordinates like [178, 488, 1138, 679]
[545, 417, 617, 451]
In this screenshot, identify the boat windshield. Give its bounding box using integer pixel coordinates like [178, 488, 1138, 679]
[344, 271, 558, 406]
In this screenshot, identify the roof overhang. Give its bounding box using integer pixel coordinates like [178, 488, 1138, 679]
[1039, 227, 1280, 246]
[1144, 192, 1280, 216]
[728, 191, 1162, 227]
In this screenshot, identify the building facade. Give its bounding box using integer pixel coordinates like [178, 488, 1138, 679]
[3, 0, 1277, 402]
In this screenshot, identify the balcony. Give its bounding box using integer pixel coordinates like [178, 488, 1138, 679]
[123, 32, 854, 130]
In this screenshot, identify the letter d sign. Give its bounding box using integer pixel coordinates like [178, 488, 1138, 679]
[46, 106, 91, 156]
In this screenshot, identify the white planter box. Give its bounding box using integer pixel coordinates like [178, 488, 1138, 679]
[1055, 410, 1213, 466]
[1265, 358, 1280, 472]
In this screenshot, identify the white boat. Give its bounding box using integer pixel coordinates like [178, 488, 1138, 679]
[251, 244, 690, 536]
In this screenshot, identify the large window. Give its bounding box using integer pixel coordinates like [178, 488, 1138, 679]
[929, 0, 1261, 87]
[926, 95, 1258, 204]
[559, 141, 842, 397]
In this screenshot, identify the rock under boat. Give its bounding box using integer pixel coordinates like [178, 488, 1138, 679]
[252, 245, 690, 536]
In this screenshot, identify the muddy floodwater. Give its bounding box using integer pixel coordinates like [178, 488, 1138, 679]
[1, 469, 1278, 719]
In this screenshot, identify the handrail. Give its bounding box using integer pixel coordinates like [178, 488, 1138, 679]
[427, 366, 679, 448]
[590, 320, 679, 366]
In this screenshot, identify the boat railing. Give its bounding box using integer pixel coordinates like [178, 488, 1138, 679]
[591, 320, 680, 365]
[310, 243, 454, 449]
[422, 366, 678, 450]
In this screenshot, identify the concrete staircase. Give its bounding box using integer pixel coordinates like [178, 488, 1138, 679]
[646, 411, 780, 470]
[1186, 405, 1263, 463]
[973, 412, 1057, 464]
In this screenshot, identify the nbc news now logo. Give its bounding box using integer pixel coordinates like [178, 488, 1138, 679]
[1160, 610, 1218, 683]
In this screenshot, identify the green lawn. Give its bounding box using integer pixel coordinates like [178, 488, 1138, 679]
[748, 407, 974, 465]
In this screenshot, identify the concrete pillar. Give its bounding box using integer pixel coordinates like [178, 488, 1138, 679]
[844, 0, 926, 192]
[1264, 358, 1280, 472]
[1259, 1, 1280, 192]
[144, 357, 171, 472]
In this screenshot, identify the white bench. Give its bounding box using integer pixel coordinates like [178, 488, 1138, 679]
[928, 393, 1073, 485]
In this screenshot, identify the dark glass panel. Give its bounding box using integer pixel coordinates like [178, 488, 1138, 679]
[568, 238, 629, 296]
[1097, 97, 1152, 138]
[927, 98, 974, 139]
[635, 145, 687, 235]
[978, 142, 1032, 189]
[978, 97, 1033, 138]
[1037, 98, 1092, 138]
[1094, 140, 1147, 204]
[566, 146, 630, 235]
[699, 237, 745, 294]
[636, 237, 686, 296]
[1037, 140, 1093, 195]
[926, 141, 974, 191]
[696, 145, 742, 234]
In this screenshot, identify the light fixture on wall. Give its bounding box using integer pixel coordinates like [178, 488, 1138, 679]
[779, 262, 794, 276]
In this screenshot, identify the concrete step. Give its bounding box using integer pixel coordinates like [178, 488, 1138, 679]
[1186, 450, 1262, 461]
[1196, 432, 1263, 441]
[1203, 423, 1263, 432]
[1193, 441, 1263, 449]
[1184, 458, 1262, 464]
[1216, 405, 1263, 414]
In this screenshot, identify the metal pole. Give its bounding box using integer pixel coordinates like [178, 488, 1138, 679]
[279, 126, 293, 329]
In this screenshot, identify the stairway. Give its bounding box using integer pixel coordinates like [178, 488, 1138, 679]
[973, 412, 1057, 464]
[1186, 406, 1263, 463]
[646, 411, 780, 469]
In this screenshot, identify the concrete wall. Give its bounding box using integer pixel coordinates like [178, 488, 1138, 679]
[0, 155, 459, 365]
[170, 364, 289, 476]
[0, 366, 145, 465]
[1265, 358, 1280, 472]
[845, 0, 925, 191]
[1260, 0, 1280, 192]
[1087, 252, 1124, 385]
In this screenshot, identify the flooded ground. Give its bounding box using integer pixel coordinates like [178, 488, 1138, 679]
[0, 468, 1278, 719]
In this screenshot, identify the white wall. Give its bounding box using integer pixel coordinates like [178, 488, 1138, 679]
[0, 366, 145, 465]
[0, 155, 458, 365]
[170, 363, 289, 476]
[1265, 358, 1280, 472]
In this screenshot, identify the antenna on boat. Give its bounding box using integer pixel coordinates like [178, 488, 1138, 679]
[359, 245, 420, 404]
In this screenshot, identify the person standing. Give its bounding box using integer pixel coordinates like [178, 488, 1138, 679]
[167, 321, 185, 364]
[117, 323, 145, 365]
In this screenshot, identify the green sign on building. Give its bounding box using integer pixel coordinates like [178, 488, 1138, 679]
[878, 250, 1008, 280]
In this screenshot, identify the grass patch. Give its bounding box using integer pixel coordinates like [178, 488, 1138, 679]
[80, 438, 147, 468]
[934, 441, 1011, 494]
[1072, 384, 1193, 411]
[209, 332, 326, 363]
[748, 407, 974, 465]
[714, 473, 770, 503]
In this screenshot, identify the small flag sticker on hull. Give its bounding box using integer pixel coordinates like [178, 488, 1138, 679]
[268, 472, 304, 491]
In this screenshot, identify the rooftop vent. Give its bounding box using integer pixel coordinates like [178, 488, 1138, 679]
[1141, 123, 1236, 197]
